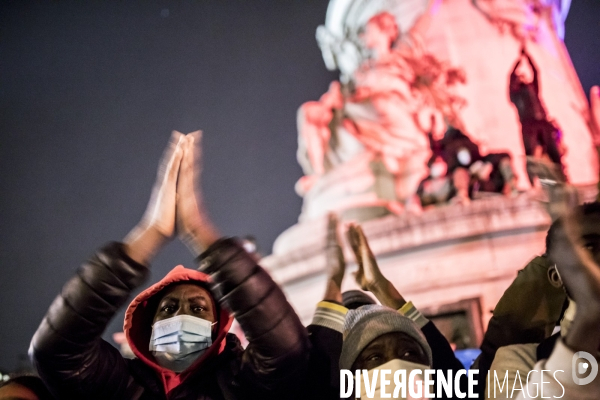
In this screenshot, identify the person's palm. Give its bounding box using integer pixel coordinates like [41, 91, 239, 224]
[176, 132, 204, 240]
[142, 131, 184, 238]
[348, 224, 383, 291]
[325, 213, 345, 286]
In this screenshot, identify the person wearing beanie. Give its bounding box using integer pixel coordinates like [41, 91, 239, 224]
[346, 223, 467, 399]
[340, 305, 432, 399]
[305, 215, 464, 399]
[342, 290, 377, 310]
[340, 305, 432, 371]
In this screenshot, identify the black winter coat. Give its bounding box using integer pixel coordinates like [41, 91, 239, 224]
[30, 238, 309, 400]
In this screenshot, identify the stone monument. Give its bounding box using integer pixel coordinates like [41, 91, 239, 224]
[263, 0, 597, 347]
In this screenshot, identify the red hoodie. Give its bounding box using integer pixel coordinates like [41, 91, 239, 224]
[123, 265, 233, 394]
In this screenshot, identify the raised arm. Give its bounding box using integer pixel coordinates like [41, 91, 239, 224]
[303, 213, 349, 399]
[347, 223, 466, 398]
[510, 55, 522, 81]
[523, 50, 539, 93]
[125, 131, 184, 263]
[347, 224, 407, 309]
[177, 132, 309, 393]
[30, 132, 184, 399]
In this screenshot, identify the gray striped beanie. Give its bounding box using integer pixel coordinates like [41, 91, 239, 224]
[339, 305, 432, 371]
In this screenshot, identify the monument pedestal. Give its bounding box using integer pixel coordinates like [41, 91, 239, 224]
[262, 186, 597, 345]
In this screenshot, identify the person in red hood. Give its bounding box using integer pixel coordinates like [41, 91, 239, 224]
[30, 131, 309, 400]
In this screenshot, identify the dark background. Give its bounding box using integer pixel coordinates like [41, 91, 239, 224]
[0, 0, 598, 371]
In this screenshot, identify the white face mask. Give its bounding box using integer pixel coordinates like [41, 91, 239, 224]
[430, 162, 447, 178]
[357, 359, 429, 399]
[457, 148, 471, 166]
[149, 314, 214, 372]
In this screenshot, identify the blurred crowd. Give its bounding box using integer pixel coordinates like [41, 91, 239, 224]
[417, 124, 517, 207]
[416, 48, 568, 209]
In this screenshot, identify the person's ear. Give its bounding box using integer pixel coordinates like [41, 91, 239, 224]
[548, 264, 563, 288]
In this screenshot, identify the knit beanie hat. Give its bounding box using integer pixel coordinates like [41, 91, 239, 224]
[339, 305, 432, 370]
[342, 290, 377, 310]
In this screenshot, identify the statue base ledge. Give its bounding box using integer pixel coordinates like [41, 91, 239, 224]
[262, 185, 597, 327]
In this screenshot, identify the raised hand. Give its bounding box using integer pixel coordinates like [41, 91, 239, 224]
[322, 213, 346, 302]
[124, 131, 184, 265]
[144, 131, 184, 238]
[527, 145, 573, 221]
[176, 131, 220, 256]
[325, 213, 345, 285]
[347, 223, 407, 309]
[347, 224, 382, 292]
[540, 169, 577, 222]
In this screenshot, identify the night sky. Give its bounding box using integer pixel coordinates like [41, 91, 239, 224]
[0, 1, 598, 371]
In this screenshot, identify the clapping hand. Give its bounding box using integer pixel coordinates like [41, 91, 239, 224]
[347, 223, 407, 309]
[321, 213, 347, 303]
[347, 224, 383, 292]
[325, 213, 346, 288]
[125, 129, 221, 264]
[125, 131, 184, 264]
[176, 131, 220, 256]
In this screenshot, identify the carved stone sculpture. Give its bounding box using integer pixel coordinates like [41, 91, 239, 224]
[263, 0, 597, 339]
[297, 1, 466, 215]
[293, 0, 595, 222]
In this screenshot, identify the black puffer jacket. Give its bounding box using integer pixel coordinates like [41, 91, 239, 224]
[30, 238, 309, 400]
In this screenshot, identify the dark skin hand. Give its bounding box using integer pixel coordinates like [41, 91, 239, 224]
[124, 131, 184, 265]
[153, 283, 216, 324]
[352, 332, 429, 371]
[347, 224, 407, 310]
[176, 132, 220, 256]
[323, 213, 346, 303]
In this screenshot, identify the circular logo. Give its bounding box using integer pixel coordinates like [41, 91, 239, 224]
[572, 351, 598, 385]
